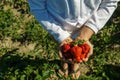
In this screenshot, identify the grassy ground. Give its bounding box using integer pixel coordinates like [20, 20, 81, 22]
[0, 0, 120, 80]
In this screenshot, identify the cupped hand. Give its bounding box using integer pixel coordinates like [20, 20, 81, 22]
[82, 40, 93, 62]
[75, 25, 94, 62]
[58, 37, 74, 63]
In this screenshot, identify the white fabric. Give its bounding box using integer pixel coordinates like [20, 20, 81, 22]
[28, 0, 119, 43]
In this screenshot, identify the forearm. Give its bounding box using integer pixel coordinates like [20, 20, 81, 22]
[76, 25, 94, 41]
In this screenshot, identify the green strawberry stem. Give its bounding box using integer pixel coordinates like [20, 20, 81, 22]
[73, 40, 85, 46]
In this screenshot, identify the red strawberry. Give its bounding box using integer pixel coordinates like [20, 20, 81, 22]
[75, 57, 81, 62]
[61, 40, 90, 63]
[83, 43, 90, 54]
[62, 44, 71, 53]
[70, 46, 82, 58]
[80, 43, 90, 58]
[63, 50, 73, 59]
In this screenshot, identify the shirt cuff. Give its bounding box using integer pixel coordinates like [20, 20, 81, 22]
[56, 30, 70, 43]
[85, 22, 99, 34]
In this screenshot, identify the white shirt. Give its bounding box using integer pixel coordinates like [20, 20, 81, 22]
[28, 0, 119, 43]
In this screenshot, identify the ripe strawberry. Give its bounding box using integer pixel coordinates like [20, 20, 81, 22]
[62, 44, 71, 53]
[63, 50, 73, 59]
[70, 46, 82, 58]
[83, 43, 90, 54]
[81, 43, 90, 58]
[75, 57, 81, 62]
[61, 40, 90, 63]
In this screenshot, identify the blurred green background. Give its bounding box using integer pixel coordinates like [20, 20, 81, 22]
[0, 0, 120, 80]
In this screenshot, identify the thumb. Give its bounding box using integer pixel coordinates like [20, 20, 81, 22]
[83, 41, 93, 62]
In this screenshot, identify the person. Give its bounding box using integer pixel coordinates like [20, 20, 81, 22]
[28, 0, 119, 79]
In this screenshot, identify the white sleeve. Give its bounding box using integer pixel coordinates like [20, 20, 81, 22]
[85, 0, 119, 33]
[28, 0, 70, 43]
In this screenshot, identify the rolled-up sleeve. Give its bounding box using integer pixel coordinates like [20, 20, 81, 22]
[85, 0, 119, 33]
[28, 0, 70, 43]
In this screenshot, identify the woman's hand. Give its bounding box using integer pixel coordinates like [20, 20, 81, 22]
[75, 25, 94, 62]
[58, 37, 74, 63]
[82, 41, 93, 62]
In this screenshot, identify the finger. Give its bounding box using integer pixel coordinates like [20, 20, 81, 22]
[59, 50, 66, 60]
[82, 58, 88, 62]
[87, 44, 93, 58]
[67, 59, 74, 63]
[82, 51, 92, 62]
[58, 52, 63, 58]
[83, 41, 93, 62]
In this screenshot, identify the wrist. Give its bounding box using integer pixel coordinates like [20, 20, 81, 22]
[76, 36, 88, 41]
[76, 25, 94, 41]
[60, 37, 73, 45]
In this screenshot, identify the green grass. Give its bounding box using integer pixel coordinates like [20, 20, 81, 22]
[0, 0, 120, 80]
